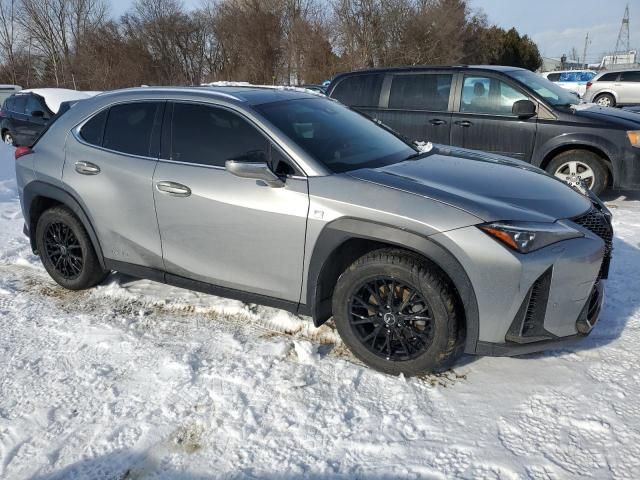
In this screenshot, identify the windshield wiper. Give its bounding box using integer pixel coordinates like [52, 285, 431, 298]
[405, 151, 430, 161]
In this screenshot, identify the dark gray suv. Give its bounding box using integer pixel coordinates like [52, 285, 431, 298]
[15, 86, 612, 375]
[328, 65, 640, 195]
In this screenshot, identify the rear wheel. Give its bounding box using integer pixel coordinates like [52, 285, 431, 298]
[332, 249, 462, 376]
[546, 150, 609, 196]
[594, 93, 615, 107]
[35, 206, 108, 290]
[3, 131, 13, 146]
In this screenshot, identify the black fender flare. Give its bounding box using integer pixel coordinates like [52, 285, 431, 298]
[23, 180, 107, 269]
[531, 133, 618, 174]
[305, 218, 480, 353]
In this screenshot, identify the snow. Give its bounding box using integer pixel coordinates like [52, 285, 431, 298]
[21, 88, 95, 114]
[2, 141, 640, 478]
[202, 81, 327, 97]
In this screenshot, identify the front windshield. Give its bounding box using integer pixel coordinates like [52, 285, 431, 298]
[507, 69, 580, 106]
[255, 98, 416, 173]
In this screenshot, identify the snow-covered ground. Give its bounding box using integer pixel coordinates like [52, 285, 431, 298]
[1, 143, 640, 479]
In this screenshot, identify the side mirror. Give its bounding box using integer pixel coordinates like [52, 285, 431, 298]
[225, 158, 284, 188]
[512, 99, 536, 118]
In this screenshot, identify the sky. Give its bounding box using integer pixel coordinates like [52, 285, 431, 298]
[109, 0, 636, 63]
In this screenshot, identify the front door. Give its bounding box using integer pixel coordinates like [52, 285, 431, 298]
[374, 72, 453, 145]
[153, 102, 309, 303]
[450, 74, 538, 161]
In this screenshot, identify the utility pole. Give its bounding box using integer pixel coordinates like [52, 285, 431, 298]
[582, 32, 590, 68]
[613, 3, 630, 64]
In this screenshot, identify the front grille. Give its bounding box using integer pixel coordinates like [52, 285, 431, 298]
[572, 207, 613, 279]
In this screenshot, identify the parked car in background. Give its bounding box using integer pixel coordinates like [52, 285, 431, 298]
[327, 65, 640, 195]
[15, 86, 611, 375]
[541, 70, 596, 97]
[0, 88, 93, 146]
[583, 69, 640, 107]
[300, 84, 326, 94]
[0, 84, 21, 104]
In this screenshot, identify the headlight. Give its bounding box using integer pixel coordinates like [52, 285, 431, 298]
[479, 222, 584, 253]
[628, 131, 640, 148]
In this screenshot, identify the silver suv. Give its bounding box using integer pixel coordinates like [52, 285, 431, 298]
[584, 69, 640, 107]
[15, 87, 612, 375]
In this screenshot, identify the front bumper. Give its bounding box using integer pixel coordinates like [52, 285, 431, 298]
[431, 214, 609, 356]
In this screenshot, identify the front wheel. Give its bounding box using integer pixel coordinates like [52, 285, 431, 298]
[546, 150, 609, 196]
[35, 206, 109, 290]
[332, 249, 463, 376]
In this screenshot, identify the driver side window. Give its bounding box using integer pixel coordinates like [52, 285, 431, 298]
[169, 102, 298, 175]
[460, 76, 528, 116]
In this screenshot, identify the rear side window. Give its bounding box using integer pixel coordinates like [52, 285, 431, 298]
[3, 97, 13, 111]
[79, 109, 108, 146]
[598, 72, 619, 82]
[388, 74, 452, 111]
[621, 71, 640, 82]
[331, 74, 383, 107]
[170, 102, 268, 167]
[546, 73, 561, 82]
[102, 102, 161, 157]
[25, 95, 46, 116]
[12, 95, 26, 114]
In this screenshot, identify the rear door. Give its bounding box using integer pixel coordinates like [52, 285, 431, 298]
[619, 70, 640, 104]
[374, 72, 453, 144]
[153, 102, 309, 303]
[10, 95, 29, 144]
[449, 73, 537, 161]
[63, 101, 165, 270]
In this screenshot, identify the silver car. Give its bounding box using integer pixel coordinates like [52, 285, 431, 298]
[584, 69, 640, 107]
[15, 87, 612, 376]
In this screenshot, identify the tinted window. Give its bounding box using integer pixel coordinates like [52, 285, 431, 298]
[3, 97, 13, 110]
[460, 76, 528, 115]
[621, 71, 640, 82]
[546, 73, 561, 82]
[256, 98, 415, 173]
[25, 95, 45, 116]
[103, 102, 161, 156]
[331, 74, 383, 107]
[388, 74, 451, 111]
[80, 109, 108, 146]
[170, 103, 268, 167]
[598, 72, 619, 82]
[12, 95, 26, 114]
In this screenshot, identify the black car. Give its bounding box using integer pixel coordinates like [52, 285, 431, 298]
[327, 65, 640, 195]
[0, 91, 54, 147]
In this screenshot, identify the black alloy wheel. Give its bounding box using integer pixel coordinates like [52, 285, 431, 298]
[43, 221, 84, 280]
[349, 277, 435, 361]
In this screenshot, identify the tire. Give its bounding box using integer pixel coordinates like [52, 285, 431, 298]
[3, 131, 13, 146]
[594, 93, 615, 108]
[35, 206, 108, 290]
[332, 248, 463, 376]
[545, 150, 609, 196]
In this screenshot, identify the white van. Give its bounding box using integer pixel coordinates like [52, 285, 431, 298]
[540, 70, 596, 97]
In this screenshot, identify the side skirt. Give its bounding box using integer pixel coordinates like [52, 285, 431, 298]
[105, 259, 308, 316]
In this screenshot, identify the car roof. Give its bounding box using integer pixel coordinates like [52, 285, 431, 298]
[331, 65, 526, 78]
[94, 85, 322, 106]
[594, 68, 640, 76]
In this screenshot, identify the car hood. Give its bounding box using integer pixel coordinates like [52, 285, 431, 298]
[570, 103, 640, 128]
[349, 146, 592, 223]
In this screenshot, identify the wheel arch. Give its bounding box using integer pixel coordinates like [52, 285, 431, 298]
[305, 218, 480, 353]
[540, 144, 614, 187]
[23, 181, 106, 269]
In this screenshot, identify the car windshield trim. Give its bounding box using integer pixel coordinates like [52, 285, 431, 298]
[506, 69, 580, 107]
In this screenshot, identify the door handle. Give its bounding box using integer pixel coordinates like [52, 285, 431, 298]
[454, 120, 472, 127]
[155, 181, 191, 197]
[429, 119, 447, 126]
[75, 161, 101, 175]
